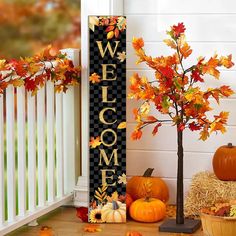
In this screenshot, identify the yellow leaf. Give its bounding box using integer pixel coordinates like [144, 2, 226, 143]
[107, 31, 114, 40]
[118, 122, 126, 129]
[163, 39, 176, 49]
[0, 59, 6, 70]
[10, 79, 24, 87]
[199, 130, 209, 141]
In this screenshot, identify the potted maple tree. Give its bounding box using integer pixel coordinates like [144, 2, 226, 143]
[128, 23, 234, 233]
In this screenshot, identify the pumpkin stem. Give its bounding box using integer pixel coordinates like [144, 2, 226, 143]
[145, 196, 151, 202]
[112, 201, 119, 210]
[228, 143, 233, 148]
[143, 168, 154, 177]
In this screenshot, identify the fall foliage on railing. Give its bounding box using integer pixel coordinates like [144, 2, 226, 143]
[129, 22, 235, 141]
[0, 46, 80, 95]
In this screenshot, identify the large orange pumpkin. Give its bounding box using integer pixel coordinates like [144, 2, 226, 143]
[213, 143, 236, 181]
[127, 168, 169, 202]
[129, 197, 166, 223]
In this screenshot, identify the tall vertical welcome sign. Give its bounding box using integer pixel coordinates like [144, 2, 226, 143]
[89, 16, 126, 223]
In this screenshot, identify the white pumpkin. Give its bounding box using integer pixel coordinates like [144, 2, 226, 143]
[101, 200, 126, 223]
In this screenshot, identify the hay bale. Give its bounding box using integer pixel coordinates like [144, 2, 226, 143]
[184, 171, 236, 216]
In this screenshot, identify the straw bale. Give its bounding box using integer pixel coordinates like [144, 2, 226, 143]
[184, 171, 236, 216]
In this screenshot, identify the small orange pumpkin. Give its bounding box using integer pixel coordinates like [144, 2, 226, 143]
[127, 168, 169, 202]
[126, 193, 133, 210]
[126, 231, 143, 236]
[213, 143, 236, 180]
[129, 197, 166, 222]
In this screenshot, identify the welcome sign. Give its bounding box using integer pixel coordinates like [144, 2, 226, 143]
[88, 16, 126, 223]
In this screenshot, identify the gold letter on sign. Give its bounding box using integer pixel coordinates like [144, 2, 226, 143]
[89, 16, 126, 223]
[102, 64, 117, 81]
[99, 107, 117, 125]
[99, 149, 119, 166]
[102, 86, 116, 103]
[97, 41, 120, 58]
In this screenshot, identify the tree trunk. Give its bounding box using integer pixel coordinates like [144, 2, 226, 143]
[176, 129, 184, 224]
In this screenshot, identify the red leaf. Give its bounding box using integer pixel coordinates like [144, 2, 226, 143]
[178, 123, 185, 131]
[172, 22, 186, 38]
[105, 25, 115, 32]
[159, 66, 174, 79]
[76, 207, 88, 222]
[191, 70, 204, 82]
[152, 123, 162, 135]
[114, 28, 119, 38]
[25, 77, 37, 91]
[146, 116, 157, 122]
[189, 122, 201, 131]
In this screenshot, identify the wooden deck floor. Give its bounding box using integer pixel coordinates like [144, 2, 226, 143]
[7, 207, 204, 236]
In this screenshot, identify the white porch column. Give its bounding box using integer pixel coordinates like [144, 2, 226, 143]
[60, 48, 80, 196]
[74, 0, 124, 207]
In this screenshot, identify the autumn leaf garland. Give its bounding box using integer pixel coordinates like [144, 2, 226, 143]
[0, 46, 80, 95]
[129, 22, 235, 141]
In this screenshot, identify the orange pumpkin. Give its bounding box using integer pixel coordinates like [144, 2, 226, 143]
[39, 226, 53, 236]
[127, 168, 169, 202]
[126, 231, 143, 236]
[213, 143, 236, 180]
[126, 193, 133, 210]
[129, 197, 166, 222]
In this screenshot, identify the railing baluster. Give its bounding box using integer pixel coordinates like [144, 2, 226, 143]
[56, 93, 64, 198]
[17, 87, 26, 216]
[37, 87, 46, 206]
[47, 81, 55, 202]
[0, 94, 4, 226]
[27, 92, 36, 211]
[6, 86, 15, 222]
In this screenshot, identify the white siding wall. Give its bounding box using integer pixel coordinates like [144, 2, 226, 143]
[124, 0, 236, 203]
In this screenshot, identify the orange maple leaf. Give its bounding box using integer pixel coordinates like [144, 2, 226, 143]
[202, 56, 220, 79]
[219, 54, 234, 68]
[89, 73, 101, 84]
[146, 116, 158, 122]
[132, 37, 144, 51]
[199, 129, 210, 141]
[180, 42, 192, 59]
[220, 85, 234, 97]
[131, 129, 142, 140]
[89, 136, 102, 148]
[83, 224, 102, 233]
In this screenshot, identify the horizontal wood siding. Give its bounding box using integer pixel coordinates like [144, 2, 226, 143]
[124, 0, 236, 203]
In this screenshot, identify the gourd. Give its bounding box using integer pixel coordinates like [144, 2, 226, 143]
[213, 143, 236, 180]
[127, 168, 169, 202]
[101, 200, 126, 222]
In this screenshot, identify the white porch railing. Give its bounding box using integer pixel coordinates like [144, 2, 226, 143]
[0, 48, 80, 235]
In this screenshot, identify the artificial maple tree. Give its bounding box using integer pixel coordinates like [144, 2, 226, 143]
[129, 22, 234, 228]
